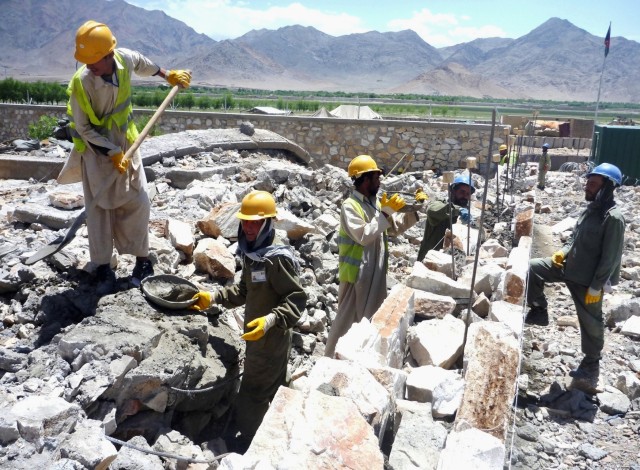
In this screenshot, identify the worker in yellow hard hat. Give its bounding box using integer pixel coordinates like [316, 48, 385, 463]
[499, 143, 518, 166]
[190, 191, 306, 452]
[324, 155, 424, 357]
[57, 21, 192, 294]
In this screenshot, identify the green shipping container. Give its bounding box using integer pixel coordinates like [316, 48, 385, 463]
[592, 125, 640, 185]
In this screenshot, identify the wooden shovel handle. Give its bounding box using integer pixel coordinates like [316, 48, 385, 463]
[93, 85, 181, 209]
[124, 85, 180, 161]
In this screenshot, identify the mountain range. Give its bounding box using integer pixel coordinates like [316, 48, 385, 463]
[2, 0, 639, 103]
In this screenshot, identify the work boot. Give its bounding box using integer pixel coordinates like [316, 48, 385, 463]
[569, 357, 600, 379]
[524, 305, 549, 326]
[95, 264, 116, 296]
[131, 257, 154, 287]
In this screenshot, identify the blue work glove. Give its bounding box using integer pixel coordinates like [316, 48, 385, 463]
[459, 208, 471, 224]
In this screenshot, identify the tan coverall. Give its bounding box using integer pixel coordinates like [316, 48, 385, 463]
[58, 48, 157, 265]
[324, 190, 419, 357]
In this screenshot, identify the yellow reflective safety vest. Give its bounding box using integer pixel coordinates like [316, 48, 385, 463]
[66, 51, 139, 152]
[337, 196, 388, 283]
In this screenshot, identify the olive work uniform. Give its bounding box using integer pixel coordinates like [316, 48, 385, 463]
[324, 190, 419, 357]
[417, 199, 461, 262]
[538, 150, 552, 189]
[213, 237, 306, 439]
[527, 202, 625, 361]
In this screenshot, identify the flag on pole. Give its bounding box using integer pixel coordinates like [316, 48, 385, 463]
[604, 23, 611, 57]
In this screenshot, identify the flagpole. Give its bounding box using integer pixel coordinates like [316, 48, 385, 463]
[590, 22, 611, 162]
[593, 53, 608, 125]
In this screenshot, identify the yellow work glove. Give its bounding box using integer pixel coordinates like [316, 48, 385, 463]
[241, 313, 276, 341]
[166, 69, 191, 88]
[190, 291, 213, 311]
[110, 151, 129, 174]
[380, 193, 406, 216]
[415, 188, 429, 202]
[551, 250, 565, 268]
[585, 287, 602, 305]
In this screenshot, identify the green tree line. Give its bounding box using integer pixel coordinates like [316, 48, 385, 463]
[0, 78, 67, 104]
[2, 78, 637, 117]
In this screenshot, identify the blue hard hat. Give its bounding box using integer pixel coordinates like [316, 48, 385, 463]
[586, 162, 622, 186]
[542, 143, 550, 149]
[452, 174, 476, 193]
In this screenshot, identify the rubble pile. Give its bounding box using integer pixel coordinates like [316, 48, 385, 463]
[0, 130, 637, 468]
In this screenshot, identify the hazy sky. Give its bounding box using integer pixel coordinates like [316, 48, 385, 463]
[126, 0, 637, 47]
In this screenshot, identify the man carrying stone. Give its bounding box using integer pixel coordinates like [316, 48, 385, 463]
[417, 173, 474, 262]
[526, 163, 625, 381]
[324, 155, 424, 357]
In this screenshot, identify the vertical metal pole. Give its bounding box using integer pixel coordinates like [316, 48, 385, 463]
[443, 171, 456, 280]
[462, 108, 497, 351]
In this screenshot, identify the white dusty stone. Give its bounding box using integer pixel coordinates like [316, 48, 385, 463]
[437, 425, 506, 470]
[488, 300, 524, 339]
[406, 365, 457, 403]
[408, 314, 465, 368]
[407, 262, 471, 299]
[305, 357, 392, 440]
[245, 387, 384, 468]
[167, 218, 195, 256]
[620, 316, 640, 338]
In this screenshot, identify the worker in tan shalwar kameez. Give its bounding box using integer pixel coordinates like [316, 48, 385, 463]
[324, 155, 426, 357]
[58, 21, 191, 294]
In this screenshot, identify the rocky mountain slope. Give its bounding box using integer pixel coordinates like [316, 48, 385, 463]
[2, 0, 639, 102]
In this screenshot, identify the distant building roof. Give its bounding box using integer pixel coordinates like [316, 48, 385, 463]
[249, 106, 292, 116]
[330, 105, 381, 120]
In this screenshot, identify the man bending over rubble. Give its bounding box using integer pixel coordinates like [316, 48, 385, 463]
[526, 163, 625, 381]
[190, 190, 307, 452]
[324, 155, 425, 357]
[57, 21, 191, 293]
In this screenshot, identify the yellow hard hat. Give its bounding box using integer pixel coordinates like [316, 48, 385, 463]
[236, 191, 277, 220]
[499, 144, 508, 151]
[348, 155, 382, 178]
[74, 20, 117, 64]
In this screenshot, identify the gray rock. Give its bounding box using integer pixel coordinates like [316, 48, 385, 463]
[517, 423, 539, 442]
[579, 443, 608, 461]
[597, 391, 631, 415]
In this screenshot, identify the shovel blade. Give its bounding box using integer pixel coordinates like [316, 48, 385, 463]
[24, 243, 66, 265]
[24, 210, 87, 266]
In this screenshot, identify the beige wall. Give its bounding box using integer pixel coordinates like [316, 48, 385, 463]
[1, 104, 511, 171]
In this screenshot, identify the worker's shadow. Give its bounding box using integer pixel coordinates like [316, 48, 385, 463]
[34, 275, 100, 347]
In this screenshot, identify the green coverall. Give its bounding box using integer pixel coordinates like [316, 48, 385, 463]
[417, 199, 460, 262]
[214, 242, 306, 439]
[527, 203, 625, 360]
[538, 150, 551, 188]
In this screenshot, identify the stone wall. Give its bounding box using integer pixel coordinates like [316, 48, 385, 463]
[1, 103, 510, 171]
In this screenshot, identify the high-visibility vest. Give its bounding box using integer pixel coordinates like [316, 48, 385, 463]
[337, 196, 388, 283]
[66, 51, 138, 153]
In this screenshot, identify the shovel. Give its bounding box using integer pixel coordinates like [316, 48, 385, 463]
[24, 85, 181, 266]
